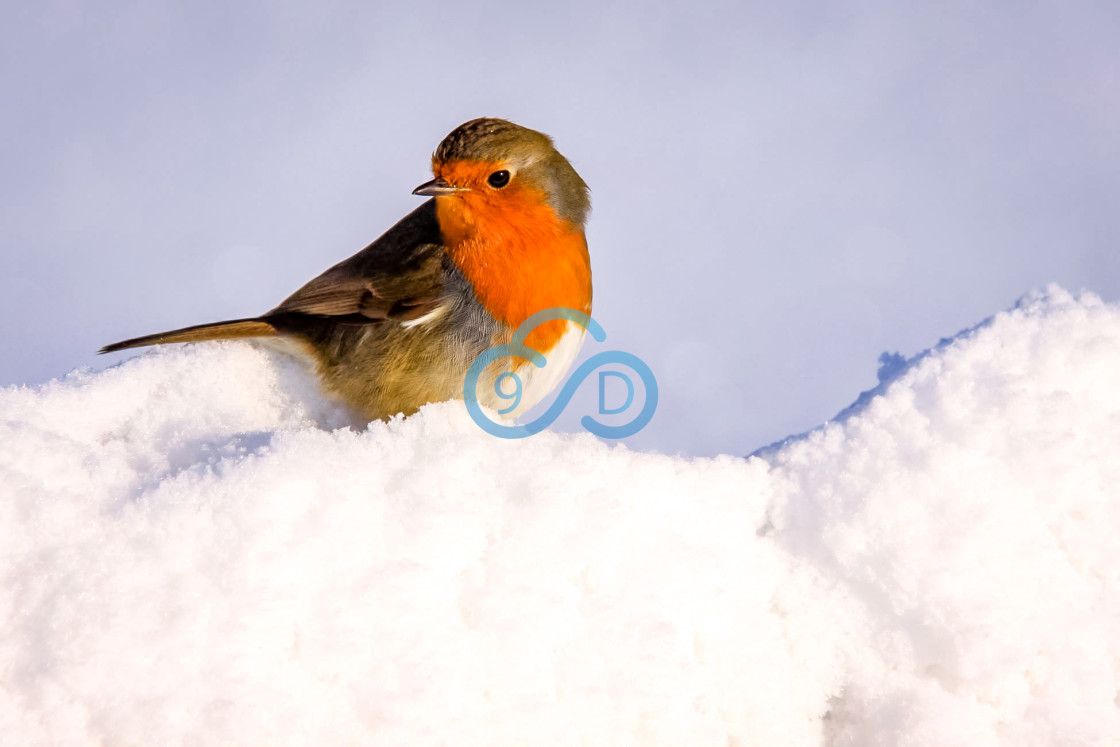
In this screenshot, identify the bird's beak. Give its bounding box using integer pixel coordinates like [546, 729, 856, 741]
[412, 177, 465, 197]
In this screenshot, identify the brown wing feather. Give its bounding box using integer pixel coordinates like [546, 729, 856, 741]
[101, 200, 448, 354]
[270, 200, 446, 323]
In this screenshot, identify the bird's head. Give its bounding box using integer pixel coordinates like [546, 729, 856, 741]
[413, 118, 590, 232]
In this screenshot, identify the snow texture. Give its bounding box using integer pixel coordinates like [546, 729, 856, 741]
[1, 286, 1118, 744]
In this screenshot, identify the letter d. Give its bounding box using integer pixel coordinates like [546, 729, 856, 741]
[598, 371, 635, 415]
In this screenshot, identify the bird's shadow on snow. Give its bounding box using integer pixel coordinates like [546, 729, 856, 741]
[103, 343, 366, 507]
[120, 429, 278, 507]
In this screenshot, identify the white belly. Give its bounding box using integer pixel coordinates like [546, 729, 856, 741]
[487, 322, 586, 419]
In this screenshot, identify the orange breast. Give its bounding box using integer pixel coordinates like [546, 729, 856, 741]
[436, 182, 592, 355]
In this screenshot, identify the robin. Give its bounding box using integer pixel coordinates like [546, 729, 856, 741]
[101, 118, 593, 421]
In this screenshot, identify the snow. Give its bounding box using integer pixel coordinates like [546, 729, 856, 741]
[2, 285, 1118, 744]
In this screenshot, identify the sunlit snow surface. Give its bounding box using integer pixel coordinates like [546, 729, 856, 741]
[2, 286, 1118, 744]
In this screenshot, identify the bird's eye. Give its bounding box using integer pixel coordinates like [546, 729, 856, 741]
[487, 170, 511, 189]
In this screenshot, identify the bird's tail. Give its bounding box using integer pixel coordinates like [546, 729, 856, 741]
[99, 318, 279, 354]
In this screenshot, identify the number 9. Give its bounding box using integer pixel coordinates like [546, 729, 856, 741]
[494, 372, 523, 415]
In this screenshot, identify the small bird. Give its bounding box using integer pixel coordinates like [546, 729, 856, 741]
[101, 118, 593, 420]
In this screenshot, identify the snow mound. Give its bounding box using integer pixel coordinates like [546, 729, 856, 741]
[1, 286, 1118, 744]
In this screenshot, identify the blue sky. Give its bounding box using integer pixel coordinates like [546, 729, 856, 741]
[4, 1, 1118, 456]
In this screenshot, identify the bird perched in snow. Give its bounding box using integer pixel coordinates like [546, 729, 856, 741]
[101, 118, 593, 420]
